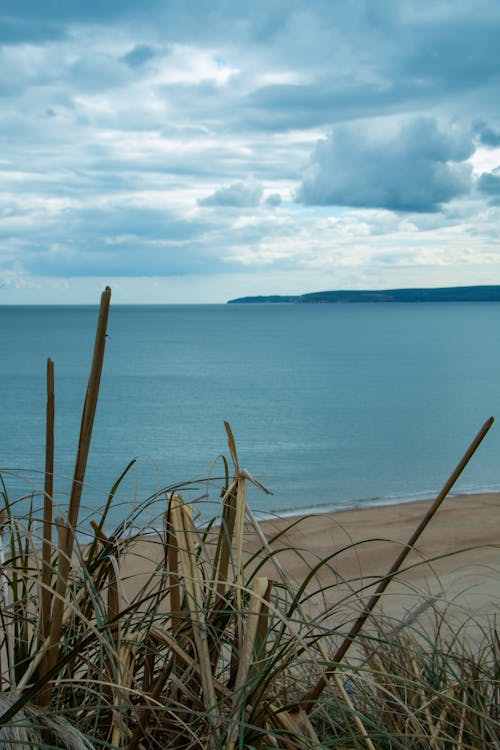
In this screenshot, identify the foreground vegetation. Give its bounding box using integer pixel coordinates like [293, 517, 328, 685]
[0, 288, 498, 749]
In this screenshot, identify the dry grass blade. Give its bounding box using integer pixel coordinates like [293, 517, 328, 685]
[408, 653, 440, 750]
[0, 694, 94, 750]
[164, 497, 183, 639]
[148, 625, 229, 698]
[169, 494, 221, 739]
[227, 576, 269, 749]
[457, 687, 467, 749]
[330, 671, 377, 750]
[254, 578, 273, 675]
[111, 637, 138, 748]
[233, 473, 247, 648]
[268, 703, 322, 750]
[211, 424, 246, 613]
[212, 477, 238, 601]
[224, 420, 239, 475]
[107, 554, 121, 651]
[300, 415, 494, 711]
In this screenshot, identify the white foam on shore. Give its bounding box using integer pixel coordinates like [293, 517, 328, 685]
[251, 483, 500, 523]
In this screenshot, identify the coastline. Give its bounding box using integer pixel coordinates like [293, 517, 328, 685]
[248, 491, 500, 643]
[122, 491, 499, 645]
[250, 491, 499, 575]
[251, 484, 500, 522]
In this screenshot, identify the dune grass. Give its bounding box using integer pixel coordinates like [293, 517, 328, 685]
[0, 287, 498, 749]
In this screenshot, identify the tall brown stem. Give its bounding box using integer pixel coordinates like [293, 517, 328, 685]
[39, 287, 111, 706]
[41, 358, 55, 647]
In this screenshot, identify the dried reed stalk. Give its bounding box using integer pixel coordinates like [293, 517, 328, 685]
[165, 496, 183, 639]
[39, 286, 111, 705]
[212, 476, 238, 601]
[41, 357, 54, 647]
[212, 423, 242, 597]
[107, 555, 121, 652]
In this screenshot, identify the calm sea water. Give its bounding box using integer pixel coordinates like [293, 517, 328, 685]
[1, 303, 499, 530]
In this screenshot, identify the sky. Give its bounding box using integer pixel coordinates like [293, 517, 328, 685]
[1, 0, 500, 303]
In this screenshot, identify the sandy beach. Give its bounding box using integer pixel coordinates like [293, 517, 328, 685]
[123, 491, 499, 648]
[248, 492, 500, 641]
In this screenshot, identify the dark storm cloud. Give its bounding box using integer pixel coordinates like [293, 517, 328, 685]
[474, 121, 500, 147]
[265, 193, 282, 207]
[1, 0, 145, 28]
[0, 17, 65, 44]
[0, 0, 298, 46]
[296, 117, 474, 213]
[242, 81, 408, 133]
[398, 10, 500, 89]
[477, 168, 500, 200]
[120, 44, 159, 70]
[241, 3, 500, 133]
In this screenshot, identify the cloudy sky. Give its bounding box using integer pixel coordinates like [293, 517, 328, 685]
[1, 0, 500, 303]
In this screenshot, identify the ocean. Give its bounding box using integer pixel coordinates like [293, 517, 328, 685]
[1, 302, 499, 531]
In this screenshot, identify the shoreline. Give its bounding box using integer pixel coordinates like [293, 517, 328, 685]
[120, 491, 499, 646]
[249, 491, 500, 643]
[251, 485, 500, 523]
[252, 491, 499, 562]
[252, 491, 500, 582]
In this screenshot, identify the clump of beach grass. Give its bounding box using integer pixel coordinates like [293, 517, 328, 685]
[0, 286, 497, 749]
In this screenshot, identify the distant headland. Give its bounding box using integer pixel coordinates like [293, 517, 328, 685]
[227, 285, 500, 304]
